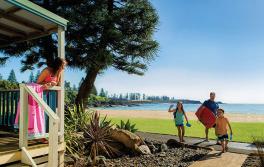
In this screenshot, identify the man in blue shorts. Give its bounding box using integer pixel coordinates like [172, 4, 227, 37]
[202, 92, 219, 142]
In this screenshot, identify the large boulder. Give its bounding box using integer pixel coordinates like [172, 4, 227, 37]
[110, 129, 143, 151]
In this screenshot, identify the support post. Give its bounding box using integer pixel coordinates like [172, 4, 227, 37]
[19, 84, 28, 149]
[57, 26, 65, 167]
[57, 26, 65, 142]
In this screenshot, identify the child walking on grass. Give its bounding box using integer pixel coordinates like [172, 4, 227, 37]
[168, 101, 189, 142]
[215, 108, 233, 153]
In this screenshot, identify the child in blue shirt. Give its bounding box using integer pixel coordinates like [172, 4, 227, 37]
[168, 101, 189, 142]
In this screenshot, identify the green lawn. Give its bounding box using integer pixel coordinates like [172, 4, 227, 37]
[109, 117, 264, 143]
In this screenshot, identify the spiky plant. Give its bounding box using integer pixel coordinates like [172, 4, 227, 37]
[83, 112, 120, 163]
[253, 136, 264, 166]
[64, 105, 92, 158]
[116, 119, 138, 133]
[65, 105, 92, 131]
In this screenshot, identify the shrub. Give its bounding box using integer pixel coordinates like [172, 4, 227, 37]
[65, 89, 77, 106]
[0, 80, 19, 90]
[64, 105, 92, 158]
[88, 94, 110, 106]
[116, 119, 138, 133]
[82, 112, 120, 163]
[253, 136, 264, 166]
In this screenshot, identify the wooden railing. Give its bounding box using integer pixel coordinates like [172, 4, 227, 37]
[0, 88, 58, 130]
[19, 84, 60, 166]
[0, 90, 19, 129]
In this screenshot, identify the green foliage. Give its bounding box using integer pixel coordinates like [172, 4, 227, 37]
[0, 80, 19, 90]
[65, 105, 91, 132]
[99, 88, 106, 97]
[7, 69, 17, 83]
[65, 90, 77, 106]
[116, 119, 138, 133]
[0, 73, 2, 80]
[253, 137, 264, 166]
[83, 112, 119, 162]
[88, 94, 110, 106]
[64, 105, 92, 158]
[64, 80, 78, 105]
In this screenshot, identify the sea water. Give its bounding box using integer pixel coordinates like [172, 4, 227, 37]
[98, 103, 264, 115]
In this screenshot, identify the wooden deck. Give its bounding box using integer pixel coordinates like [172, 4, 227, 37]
[0, 131, 65, 166]
[0, 131, 40, 153]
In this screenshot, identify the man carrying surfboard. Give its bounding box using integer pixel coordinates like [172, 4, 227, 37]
[200, 92, 219, 142]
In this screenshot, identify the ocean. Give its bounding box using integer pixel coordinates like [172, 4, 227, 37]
[98, 103, 264, 115]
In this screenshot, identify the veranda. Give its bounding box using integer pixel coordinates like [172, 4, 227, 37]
[0, 0, 68, 166]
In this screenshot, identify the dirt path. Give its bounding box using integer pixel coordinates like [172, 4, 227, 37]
[189, 151, 247, 167]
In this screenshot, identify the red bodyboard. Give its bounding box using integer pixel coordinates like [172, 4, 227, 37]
[195, 106, 216, 128]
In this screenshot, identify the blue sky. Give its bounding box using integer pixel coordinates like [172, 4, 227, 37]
[1, 0, 264, 103]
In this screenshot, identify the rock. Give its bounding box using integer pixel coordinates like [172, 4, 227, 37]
[137, 145, 152, 155]
[161, 143, 168, 152]
[167, 139, 184, 148]
[110, 129, 143, 151]
[158, 152, 166, 157]
[147, 142, 158, 153]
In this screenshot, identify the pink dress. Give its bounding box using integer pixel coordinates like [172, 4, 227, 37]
[14, 74, 58, 139]
[44, 73, 58, 83]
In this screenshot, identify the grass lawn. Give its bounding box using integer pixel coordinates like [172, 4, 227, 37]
[109, 117, 264, 143]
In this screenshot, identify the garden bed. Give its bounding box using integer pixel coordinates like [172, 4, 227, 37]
[66, 139, 210, 167]
[242, 154, 263, 167]
[106, 141, 209, 167]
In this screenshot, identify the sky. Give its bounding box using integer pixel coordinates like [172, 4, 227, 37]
[1, 0, 264, 103]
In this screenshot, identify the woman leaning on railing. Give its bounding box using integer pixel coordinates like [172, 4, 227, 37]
[14, 57, 67, 143]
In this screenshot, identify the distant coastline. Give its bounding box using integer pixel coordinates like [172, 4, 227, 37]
[92, 98, 224, 108]
[96, 103, 264, 115]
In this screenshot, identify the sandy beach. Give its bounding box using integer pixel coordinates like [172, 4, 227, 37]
[97, 109, 264, 122]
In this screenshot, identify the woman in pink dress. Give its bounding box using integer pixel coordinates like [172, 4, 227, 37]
[36, 58, 67, 143]
[15, 57, 67, 143]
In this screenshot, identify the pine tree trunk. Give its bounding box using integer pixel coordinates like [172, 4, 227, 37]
[75, 67, 100, 112]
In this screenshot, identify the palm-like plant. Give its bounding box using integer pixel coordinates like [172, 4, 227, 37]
[83, 112, 120, 162]
[116, 119, 138, 133]
[64, 105, 92, 158]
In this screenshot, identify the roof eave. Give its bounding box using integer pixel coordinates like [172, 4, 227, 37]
[5, 0, 69, 30]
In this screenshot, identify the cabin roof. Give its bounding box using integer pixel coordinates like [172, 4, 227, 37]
[0, 0, 69, 47]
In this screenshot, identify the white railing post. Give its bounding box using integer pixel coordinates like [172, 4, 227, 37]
[48, 118, 59, 167]
[23, 85, 60, 167]
[19, 84, 28, 148]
